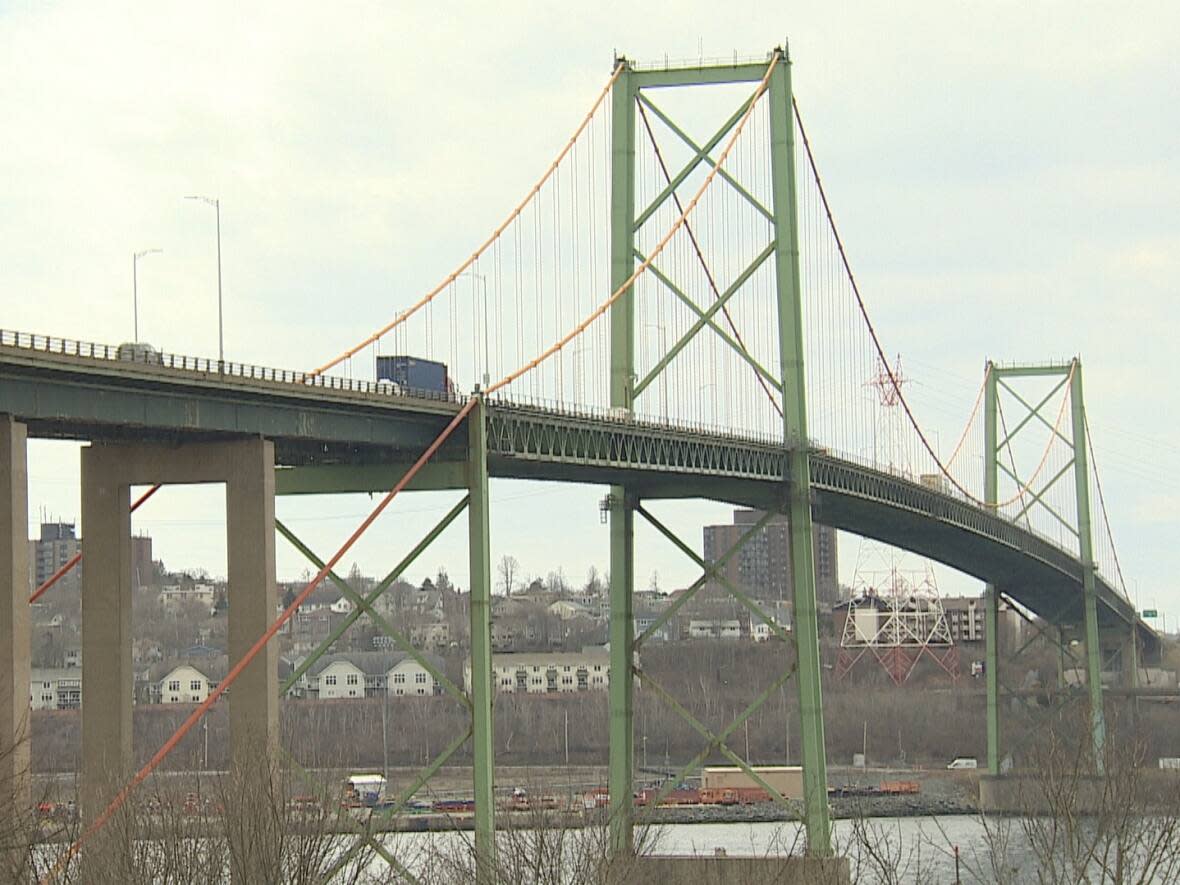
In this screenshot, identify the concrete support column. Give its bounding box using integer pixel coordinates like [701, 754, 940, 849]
[80, 446, 133, 844]
[226, 438, 278, 766]
[0, 416, 30, 838]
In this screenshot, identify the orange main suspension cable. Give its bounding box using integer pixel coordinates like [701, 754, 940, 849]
[27, 483, 161, 604]
[40, 399, 477, 883]
[309, 62, 626, 379]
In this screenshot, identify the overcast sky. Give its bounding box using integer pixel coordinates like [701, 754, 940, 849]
[2, 3, 1177, 624]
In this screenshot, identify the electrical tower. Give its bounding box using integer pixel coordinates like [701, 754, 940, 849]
[837, 357, 959, 683]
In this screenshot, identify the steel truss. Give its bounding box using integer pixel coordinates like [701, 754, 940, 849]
[273, 401, 497, 883]
[984, 360, 1109, 775]
[606, 48, 832, 858]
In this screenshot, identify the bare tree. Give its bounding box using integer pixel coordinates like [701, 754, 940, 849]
[498, 555, 520, 597]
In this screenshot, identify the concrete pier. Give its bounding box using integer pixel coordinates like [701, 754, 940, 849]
[0, 416, 31, 844]
[78, 438, 278, 878]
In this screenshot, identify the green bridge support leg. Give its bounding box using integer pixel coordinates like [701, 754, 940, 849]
[985, 585, 1001, 774]
[769, 46, 831, 855]
[983, 366, 1001, 775]
[607, 54, 637, 861]
[608, 486, 635, 857]
[468, 397, 496, 879]
[1070, 362, 1106, 772]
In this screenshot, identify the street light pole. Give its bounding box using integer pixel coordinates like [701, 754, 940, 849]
[132, 248, 163, 342]
[460, 271, 490, 388]
[185, 195, 223, 364]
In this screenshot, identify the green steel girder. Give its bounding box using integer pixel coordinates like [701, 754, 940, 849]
[634, 508, 777, 646]
[630, 59, 780, 89]
[632, 241, 777, 398]
[483, 402, 786, 479]
[275, 519, 470, 708]
[632, 93, 757, 230]
[275, 462, 468, 495]
[640, 668, 798, 810]
[636, 92, 774, 223]
[636, 504, 791, 644]
[639, 254, 784, 393]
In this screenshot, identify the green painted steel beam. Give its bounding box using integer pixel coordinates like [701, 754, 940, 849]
[768, 47, 831, 856]
[636, 92, 774, 223]
[466, 397, 496, 878]
[277, 496, 471, 700]
[995, 373, 1072, 450]
[607, 487, 635, 857]
[991, 363, 1077, 378]
[633, 96, 752, 230]
[633, 508, 776, 646]
[1070, 362, 1107, 772]
[636, 504, 790, 643]
[636, 664, 795, 813]
[608, 59, 638, 861]
[275, 462, 467, 495]
[631, 60, 778, 89]
[638, 254, 784, 392]
[642, 670, 796, 808]
[984, 365, 1001, 775]
[319, 724, 473, 883]
[275, 518, 469, 708]
[632, 241, 776, 398]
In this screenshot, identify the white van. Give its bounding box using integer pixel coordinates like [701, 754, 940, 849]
[946, 757, 978, 770]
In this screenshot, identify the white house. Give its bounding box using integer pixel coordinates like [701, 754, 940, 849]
[30, 668, 82, 710]
[298, 652, 444, 700]
[464, 648, 610, 695]
[159, 583, 216, 608]
[386, 656, 439, 697]
[688, 619, 742, 639]
[548, 599, 592, 621]
[315, 659, 367, 699]
[159, 664, 214, 704]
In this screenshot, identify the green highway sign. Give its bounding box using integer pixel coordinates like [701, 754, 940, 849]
[1142, 609, 1159, 618]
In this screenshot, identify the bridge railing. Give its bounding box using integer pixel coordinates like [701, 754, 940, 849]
[485, 392, 784, 448]
[0, 328, 465, 406]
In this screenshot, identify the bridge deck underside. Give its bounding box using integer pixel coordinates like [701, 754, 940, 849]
[0, 349, 1151, 649]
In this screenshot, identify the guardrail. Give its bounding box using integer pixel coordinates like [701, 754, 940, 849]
[0, 329, 463, 406]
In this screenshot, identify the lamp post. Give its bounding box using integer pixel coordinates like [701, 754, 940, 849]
[645, 323, 669, 421]
[132, 248, 163, 342]
[184, 195, 224, 364]
[460, 271, 490, 389]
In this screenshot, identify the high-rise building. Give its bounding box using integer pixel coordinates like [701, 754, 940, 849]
[29, 522, 154, 591]
[32, 521, 81, 588]
[702, 510, 839, 606]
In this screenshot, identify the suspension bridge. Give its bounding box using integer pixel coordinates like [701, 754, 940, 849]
[0, 46, 1156, 882]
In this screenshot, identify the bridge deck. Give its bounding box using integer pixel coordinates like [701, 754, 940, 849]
[0, 336, 1152, 648]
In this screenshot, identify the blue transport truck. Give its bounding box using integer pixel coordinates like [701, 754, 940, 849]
[375, 355, 450, 393]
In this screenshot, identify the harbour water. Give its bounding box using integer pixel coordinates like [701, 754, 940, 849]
[364, 815, 1179, 884]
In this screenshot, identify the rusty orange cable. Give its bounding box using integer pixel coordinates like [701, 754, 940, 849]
[487, 54, 779, 396]
[39, 399, 477, 883]
[309, 62, 626, 378]
[27, 483, 161, 604]
[940, 368, 988, 474]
